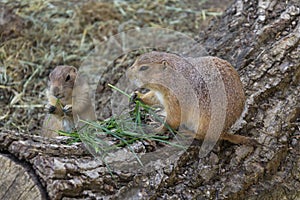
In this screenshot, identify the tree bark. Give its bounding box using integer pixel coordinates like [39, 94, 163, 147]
[0, 154, 45, 200]
[1, 0, 299, 199]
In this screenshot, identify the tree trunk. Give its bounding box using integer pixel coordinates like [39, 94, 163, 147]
[1, 0, 299, 199]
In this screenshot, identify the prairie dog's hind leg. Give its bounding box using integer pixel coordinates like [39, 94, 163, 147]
[221, 133, 257, 145]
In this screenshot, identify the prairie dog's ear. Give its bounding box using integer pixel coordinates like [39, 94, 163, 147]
[70, 66, 77, 74]
[68, 67, 77, 79]
[162, 60, 169, 70]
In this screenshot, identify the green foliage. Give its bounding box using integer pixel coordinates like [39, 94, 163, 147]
[59, 84, 187, 167]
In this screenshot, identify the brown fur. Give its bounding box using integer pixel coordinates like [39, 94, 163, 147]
[127, 51, 254, 145]
[42, 65, 77, 137]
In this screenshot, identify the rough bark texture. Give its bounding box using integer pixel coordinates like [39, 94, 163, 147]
[0, 0, 299, 199]
[0, 154, 45, 200]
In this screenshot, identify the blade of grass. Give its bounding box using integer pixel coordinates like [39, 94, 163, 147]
[108, 83, 131, 98]
[79, 119, 144, 167]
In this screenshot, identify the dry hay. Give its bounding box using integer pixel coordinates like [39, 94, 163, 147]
[0, 0, 229, 134]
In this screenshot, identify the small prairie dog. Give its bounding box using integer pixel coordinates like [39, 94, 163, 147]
[127, 51, 253, 145]
[42, 65, 77, 137]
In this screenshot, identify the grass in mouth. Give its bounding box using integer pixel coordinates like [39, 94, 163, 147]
[59, 84, 188, 167]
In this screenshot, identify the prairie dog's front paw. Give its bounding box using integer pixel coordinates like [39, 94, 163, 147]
[63, 104, 72, 114]
[129, 91, 143, 105]
[45, 104, 56, 114]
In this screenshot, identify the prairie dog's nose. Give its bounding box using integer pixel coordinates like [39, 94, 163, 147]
[52, 86, 59, 97]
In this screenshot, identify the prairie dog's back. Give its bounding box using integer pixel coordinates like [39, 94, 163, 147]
[186, 56, 245, 132]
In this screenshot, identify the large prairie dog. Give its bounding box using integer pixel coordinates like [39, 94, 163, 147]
[127, 51, 253, 145]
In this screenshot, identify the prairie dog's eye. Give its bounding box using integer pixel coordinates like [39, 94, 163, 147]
[65, 74, 71, 82]
[139, 65, 149, 71]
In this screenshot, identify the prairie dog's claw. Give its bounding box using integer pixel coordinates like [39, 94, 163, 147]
[63, 104, 72, 113]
